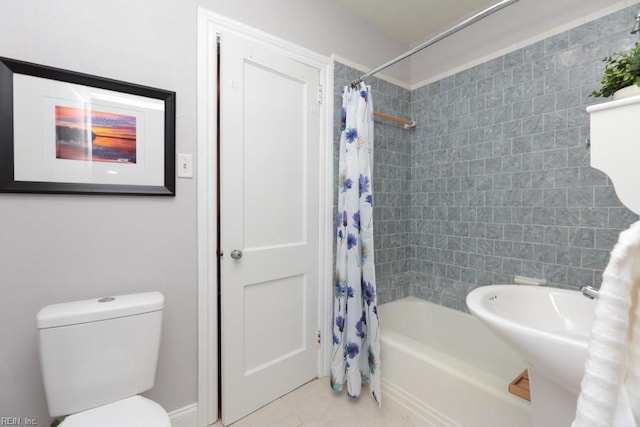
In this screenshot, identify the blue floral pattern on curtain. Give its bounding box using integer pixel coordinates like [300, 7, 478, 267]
[331, 83, 381, 406]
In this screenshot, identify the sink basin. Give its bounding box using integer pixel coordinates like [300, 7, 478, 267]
[466, 285, 597, 427]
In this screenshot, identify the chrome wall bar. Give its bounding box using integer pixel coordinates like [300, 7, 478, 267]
[353, 0, 521, 85]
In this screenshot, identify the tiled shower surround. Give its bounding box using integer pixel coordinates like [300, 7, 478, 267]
[335, 5, 640, 310]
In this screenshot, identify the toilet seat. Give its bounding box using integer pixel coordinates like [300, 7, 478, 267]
[59, 395, 170, 427]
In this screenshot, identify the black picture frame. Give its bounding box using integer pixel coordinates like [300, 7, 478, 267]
[0, 57, 176, 196]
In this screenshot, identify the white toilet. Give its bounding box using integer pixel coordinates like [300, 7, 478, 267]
[36, 292, 171, 426]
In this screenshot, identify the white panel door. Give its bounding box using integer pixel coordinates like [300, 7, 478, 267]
[220, 32, 320, 426]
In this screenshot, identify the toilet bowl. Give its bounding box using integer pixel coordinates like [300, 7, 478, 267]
[37, 292, 170, 425]
[59, 396, 169, 427]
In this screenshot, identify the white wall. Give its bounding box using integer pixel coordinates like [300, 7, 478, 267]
[0, 0, 408, 424]
[202, 0, 412, 83]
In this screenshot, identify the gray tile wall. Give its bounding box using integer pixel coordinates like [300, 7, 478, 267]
[410, 6, 640, 310]
[333, 62, 412, 304]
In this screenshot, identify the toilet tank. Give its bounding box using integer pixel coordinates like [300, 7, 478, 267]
[37, 292, 164, 417]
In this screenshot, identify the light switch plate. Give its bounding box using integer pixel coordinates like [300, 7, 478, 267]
[177, 154, 193, 178]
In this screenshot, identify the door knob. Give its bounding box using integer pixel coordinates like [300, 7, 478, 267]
[230, 249, 243, 259]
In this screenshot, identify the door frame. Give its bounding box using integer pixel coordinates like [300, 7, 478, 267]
[196, 8, 334, 426]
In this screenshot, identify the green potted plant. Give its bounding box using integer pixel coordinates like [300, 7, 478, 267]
[591, 42, 640, 99]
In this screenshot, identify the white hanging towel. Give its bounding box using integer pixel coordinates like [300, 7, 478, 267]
[573, 221, 640, 427]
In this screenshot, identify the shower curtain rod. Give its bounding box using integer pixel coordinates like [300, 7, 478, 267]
[352, 0, 520, 85]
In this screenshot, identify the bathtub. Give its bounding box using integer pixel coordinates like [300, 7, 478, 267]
[378, 297, 531, 426]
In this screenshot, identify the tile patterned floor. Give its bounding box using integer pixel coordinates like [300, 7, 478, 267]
[215, 377, 414, 426]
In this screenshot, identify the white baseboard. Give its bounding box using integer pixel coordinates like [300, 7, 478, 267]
[169, 403, 199, 427]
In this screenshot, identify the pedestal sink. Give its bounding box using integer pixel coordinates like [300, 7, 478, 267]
[466, 285, 596, 427]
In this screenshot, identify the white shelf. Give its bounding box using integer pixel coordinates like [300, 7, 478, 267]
[587, 96, 640, 215]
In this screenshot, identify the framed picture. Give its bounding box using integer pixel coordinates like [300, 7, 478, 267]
[0, 57, 176, 196]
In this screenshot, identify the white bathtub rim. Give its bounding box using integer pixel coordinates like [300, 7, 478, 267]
[381, 330, 530, 409]
[379, 296, 526, 382]
[379, 296, 531, 426]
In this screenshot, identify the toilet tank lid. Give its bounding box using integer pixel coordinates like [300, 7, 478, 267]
[37, 292, 164, 329]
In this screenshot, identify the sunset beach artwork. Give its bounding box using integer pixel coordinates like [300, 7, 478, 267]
[55, 105, 137, 163]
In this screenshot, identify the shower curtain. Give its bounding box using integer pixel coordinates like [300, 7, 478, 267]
[331, 82, 381, 406]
